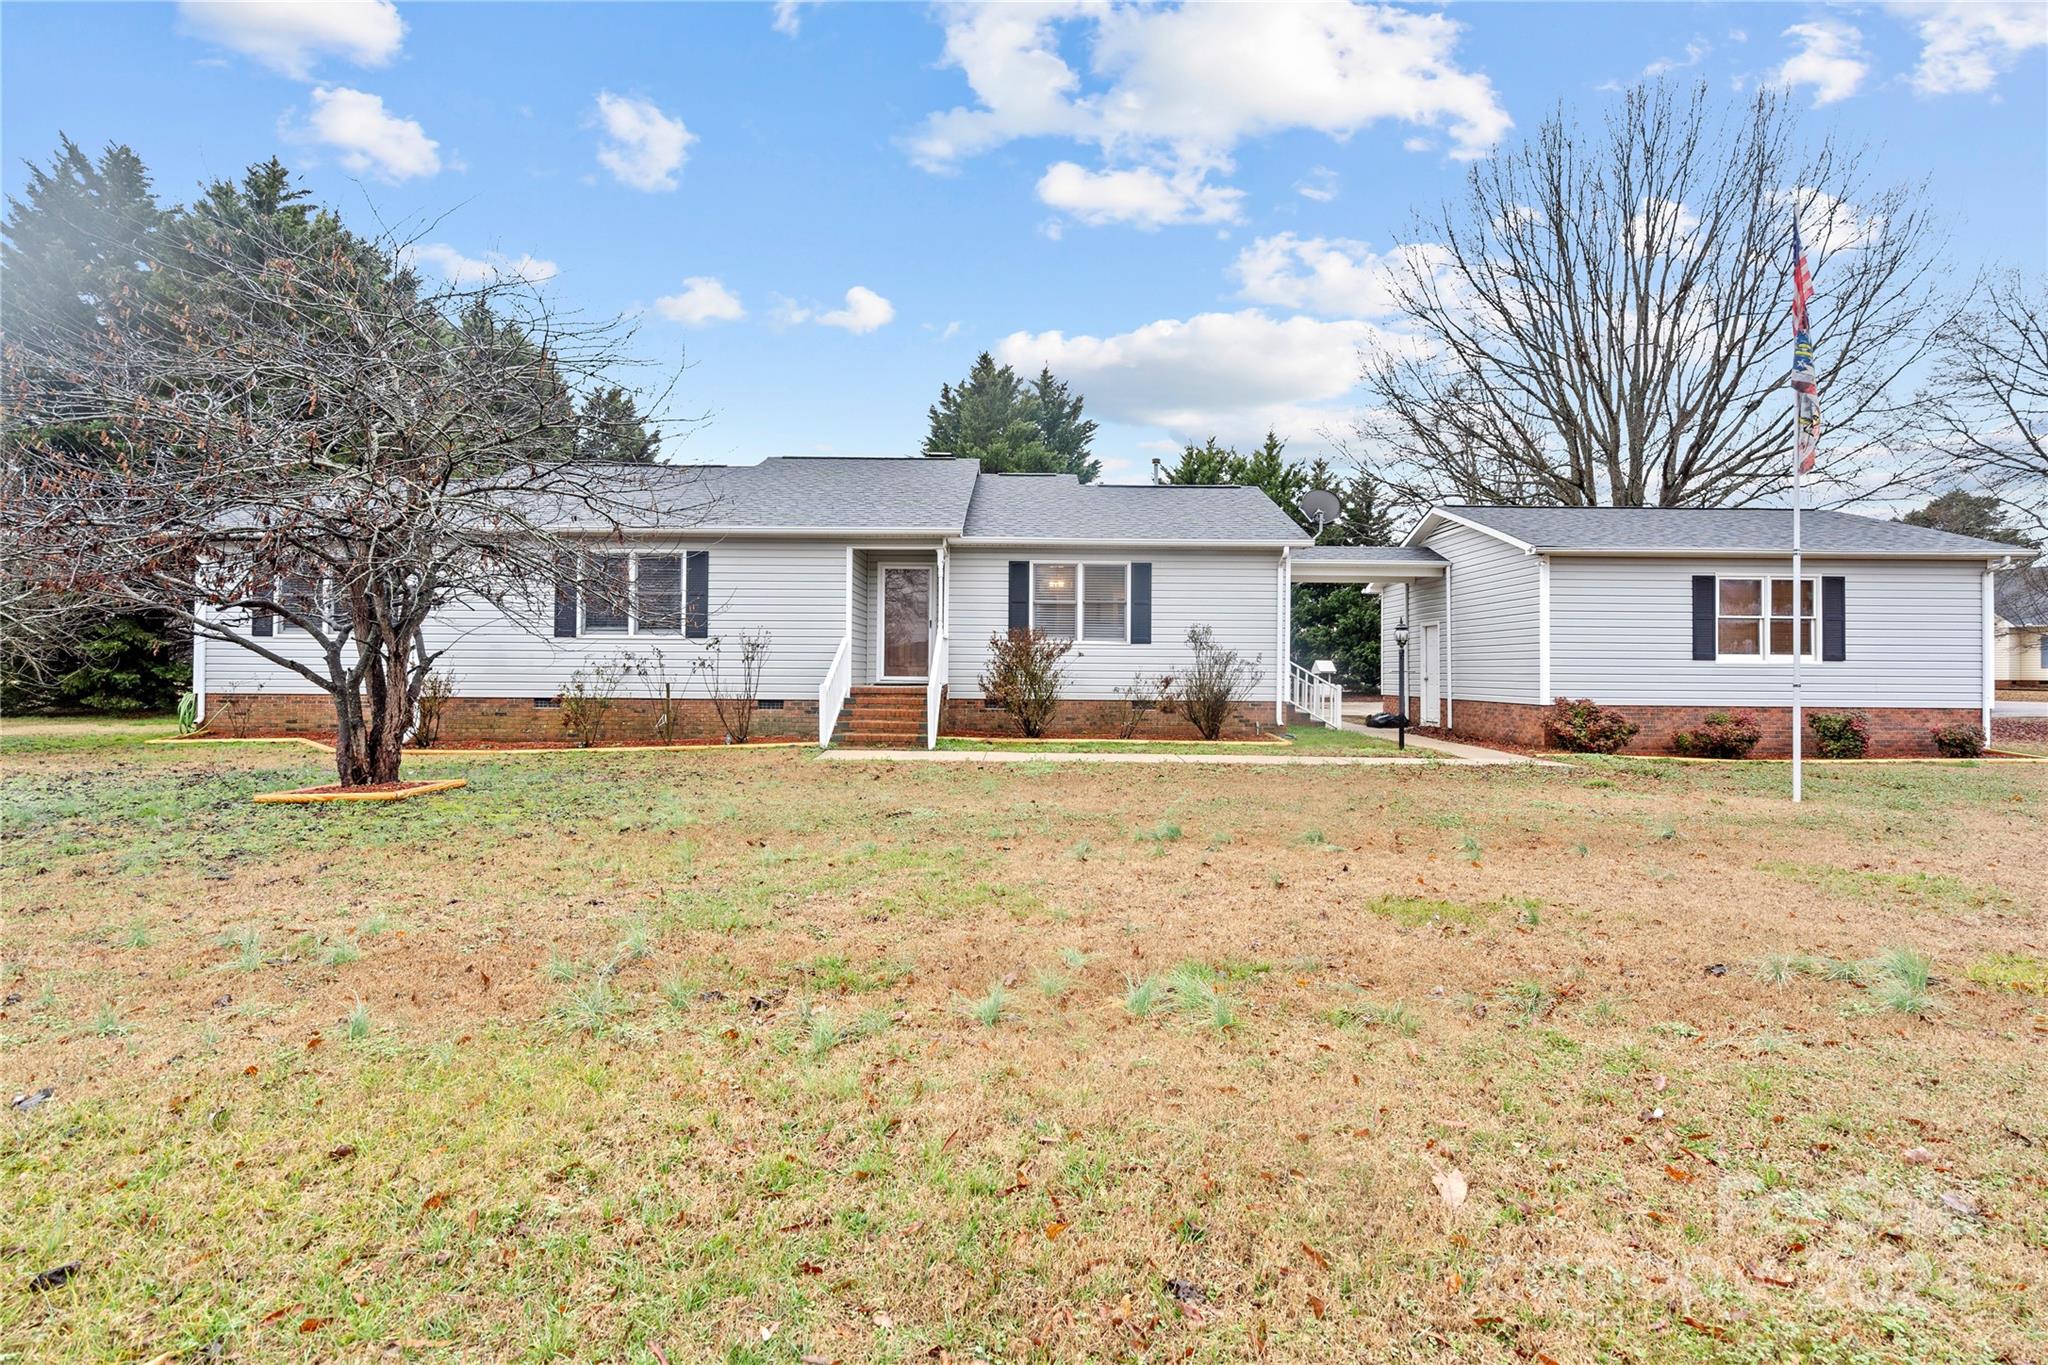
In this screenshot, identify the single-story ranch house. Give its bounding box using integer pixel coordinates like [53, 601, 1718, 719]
[198, 458, 2022, 755]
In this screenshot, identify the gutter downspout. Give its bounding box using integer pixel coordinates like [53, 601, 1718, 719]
[1277, 548, 1291, 726]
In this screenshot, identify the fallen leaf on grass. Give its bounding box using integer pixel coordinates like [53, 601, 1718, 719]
[1664, 1165, 1695, 1183]
[421, 1191, 451, 1211]
[1431, 1166, 1469, 1210]
[27, 1262, 80, 1292]
[1307, 1294, 1326, 1319]
[298, 1317, 332, 1333]
[1902, 1147, 1935, 1165]
[1298, 1241, 1329, 1271]
[259, 1303, 305, 1325]
[1741, 1264, 1796, 1289]
[1044, 1221, 1066, 1240]
[1941, 1190, 1981, 1218]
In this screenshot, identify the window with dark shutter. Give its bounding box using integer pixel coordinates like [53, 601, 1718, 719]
[1008, 561, 1030, 632]
[553, 553, 579, 638]
[1130, 562, 1152, 644]
[1690, 575, 1715, 660]
[583, 554, 630, 632]
[1821, 576, 1846, 661]
[685, 550, 709, 638]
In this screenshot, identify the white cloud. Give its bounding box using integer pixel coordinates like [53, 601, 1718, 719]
[593, 91, 694, 192]
[1775, 20, 1869, 105]
[1644, 38, 1712, 77]
[296, 86, 442, 181]
[908, 2, 1508, 229]
[403, 243, 558, 286]
[1036, 161, 1243, 228]
[1294, 166, 1340, 202]
[1896, 2, 2048, 95]
[655, 276, 746, 326]
[995, 309, 1385, 446]
[1401, 136, 1435, 154]
[817, 286, 895, 333]
[1232, 234, 1447, 319]
[771, 0, 812, 36]
[178, 0, 403, 79]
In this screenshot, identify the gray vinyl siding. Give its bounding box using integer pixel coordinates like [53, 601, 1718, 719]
[1378, 580, 1446, 702]
[947, 544, 1283, 701]
[1550, 555, 1988, 707]
[1426, 523, 1539, 703]
[205, 538, 858, 703]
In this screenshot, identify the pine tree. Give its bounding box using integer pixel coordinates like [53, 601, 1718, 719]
[923, 352, 1099, 480]
[1, 134, 167, 353]
[576, 385, 661, 462]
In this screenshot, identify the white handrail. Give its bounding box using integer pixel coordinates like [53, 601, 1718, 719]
[819, 635, 851, 746]
[925, 627, 947, 749]
[1287, 660, 1342, 729]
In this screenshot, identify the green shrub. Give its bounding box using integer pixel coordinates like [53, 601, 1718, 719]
[1543, 698, 1639, 754]
[1930, 722, 1984, 758]
[1807, 711, 1869, 759]
[1672, 710, 1761, 758]
[978, 629, 1071, 738]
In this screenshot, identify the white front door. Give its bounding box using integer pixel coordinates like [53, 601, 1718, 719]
[878, 564, 932, 681]
[1420, 623, 1441, 726]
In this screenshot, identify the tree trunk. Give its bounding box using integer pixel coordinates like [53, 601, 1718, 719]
[326, 658, 408, 786]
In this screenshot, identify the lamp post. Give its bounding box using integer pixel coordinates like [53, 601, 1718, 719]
[1393, 617, 1410, 751]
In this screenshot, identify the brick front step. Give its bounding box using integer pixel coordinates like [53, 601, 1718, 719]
[834, 686, 929, 747]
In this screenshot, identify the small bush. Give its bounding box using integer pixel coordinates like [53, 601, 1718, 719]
[1115, 672, 1174, 739]
[1543, 698, 1639, 754]
[1672, 710, 1761, 758]
[410, 669, 457, 748]
[1174, 626, 1263, 741]
[557, 657, 638, 747]
[1930, 722, 1984, 758]
[1807, 710, 1869, 759]
[978, 629, 1071, 737]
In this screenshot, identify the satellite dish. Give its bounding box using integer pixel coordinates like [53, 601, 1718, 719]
[1297, 488, 1341, 531]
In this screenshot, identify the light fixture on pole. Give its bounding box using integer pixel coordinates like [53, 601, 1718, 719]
[1393, 617, 1410, 751]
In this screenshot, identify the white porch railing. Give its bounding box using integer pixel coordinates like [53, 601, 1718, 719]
[925, 626, 948, 749]
[1287, 660, 1342, 729]
[819, 635, 851, 746]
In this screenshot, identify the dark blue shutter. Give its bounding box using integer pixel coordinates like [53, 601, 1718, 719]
[1821, 575, 1845, 661]
[1130, 562, 1152, 644]
[553, 554, 578, 638]
[251, 604, 272, 637]
[1008, 561, 1030, 631]
[1691, 575, 1715, 660]
[685, 550, 709, 638]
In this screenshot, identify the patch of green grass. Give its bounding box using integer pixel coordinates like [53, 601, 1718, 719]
[544, 952, 580, 983]
[345, 998, 373, 1041]
[1324, 999, 1418, 1037]
[319, 936, 363, 967]
[1135, 820, 1182, 844]
[1862, 946, 1937, 1017]
[117, 920, 153, 949]
[215, 924, 265, 972]
[1033, 967, 1071, 999]
[86, 1002, 131, 1037]
[1058, 947, 1089, 970]
[961, 984, 1007, 1027]
[1758, 860, 2011, 913]
[557, 979, 626, 1036]
[1965, 952, 2046, 994]
[796, 953, 911, 994]
[1123, 973, 1162, 1018]
[1364, 894, 1490, 928]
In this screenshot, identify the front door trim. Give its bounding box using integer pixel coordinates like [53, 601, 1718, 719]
[876, 560, 933, 682]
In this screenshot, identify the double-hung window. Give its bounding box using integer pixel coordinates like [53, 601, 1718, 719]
[272, 573, 322, 634]
[1716, 576, 1815, 662]
[635, 554, 682, 633]
[582, 554, 630, 633]
[1031, 562, 1128, 643]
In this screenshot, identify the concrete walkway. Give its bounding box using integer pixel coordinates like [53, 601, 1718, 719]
[819, 748, 1435, 767]
[1336, 705, 1560, 766]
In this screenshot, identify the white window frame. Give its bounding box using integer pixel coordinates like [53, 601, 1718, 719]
[1713, 573, 1819, 664]
[567, 550, 687, 637]
[1029, 560, 1130, 645]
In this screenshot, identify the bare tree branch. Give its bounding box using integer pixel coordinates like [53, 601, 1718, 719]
[1351, 81, 1945, 509]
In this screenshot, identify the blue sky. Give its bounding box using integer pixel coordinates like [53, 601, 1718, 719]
[4, 1, 2045, 482]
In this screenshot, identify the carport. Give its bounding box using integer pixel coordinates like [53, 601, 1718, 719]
[1283, 545, 1449, 727]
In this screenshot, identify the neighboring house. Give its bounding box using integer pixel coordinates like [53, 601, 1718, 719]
[1353, 505, 2023, 756]
[198, 457, 1320, 746]
[1995, 564, 2048, 688]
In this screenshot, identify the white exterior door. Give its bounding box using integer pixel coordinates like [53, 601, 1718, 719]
[1420, 623, 1442, 725]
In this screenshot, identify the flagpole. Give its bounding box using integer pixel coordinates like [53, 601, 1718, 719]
[1791, 416, 1803, 804]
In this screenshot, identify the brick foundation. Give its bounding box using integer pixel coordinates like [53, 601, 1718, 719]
[941, 697, 1272, 740]
[1381, 695, 1984, 757]
[206, 693, 819, 744]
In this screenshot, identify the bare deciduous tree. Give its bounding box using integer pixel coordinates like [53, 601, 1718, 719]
[3, 207, 702, 786]
[1912, 270, 2047, 537]
[1354, 82, 1943, 508]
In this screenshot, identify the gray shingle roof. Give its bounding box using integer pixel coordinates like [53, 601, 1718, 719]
[545, 456, 982, 533]
[961, 473, 1307, 543]
[1433, 505, 2022, 558]
[1996, 564, 2048, 625]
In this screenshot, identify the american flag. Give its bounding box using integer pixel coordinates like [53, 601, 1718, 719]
[1790, 219, 1821, 473]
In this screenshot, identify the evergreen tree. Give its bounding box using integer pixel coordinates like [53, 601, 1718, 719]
[1899, 490, 2035, 546]
[0, 134, 166, 353]
[923, 352, 1099, 480]
[576, 384, 661, 462]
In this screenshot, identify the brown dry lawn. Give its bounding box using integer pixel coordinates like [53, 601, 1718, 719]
[2, 718, 2044, 1363]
